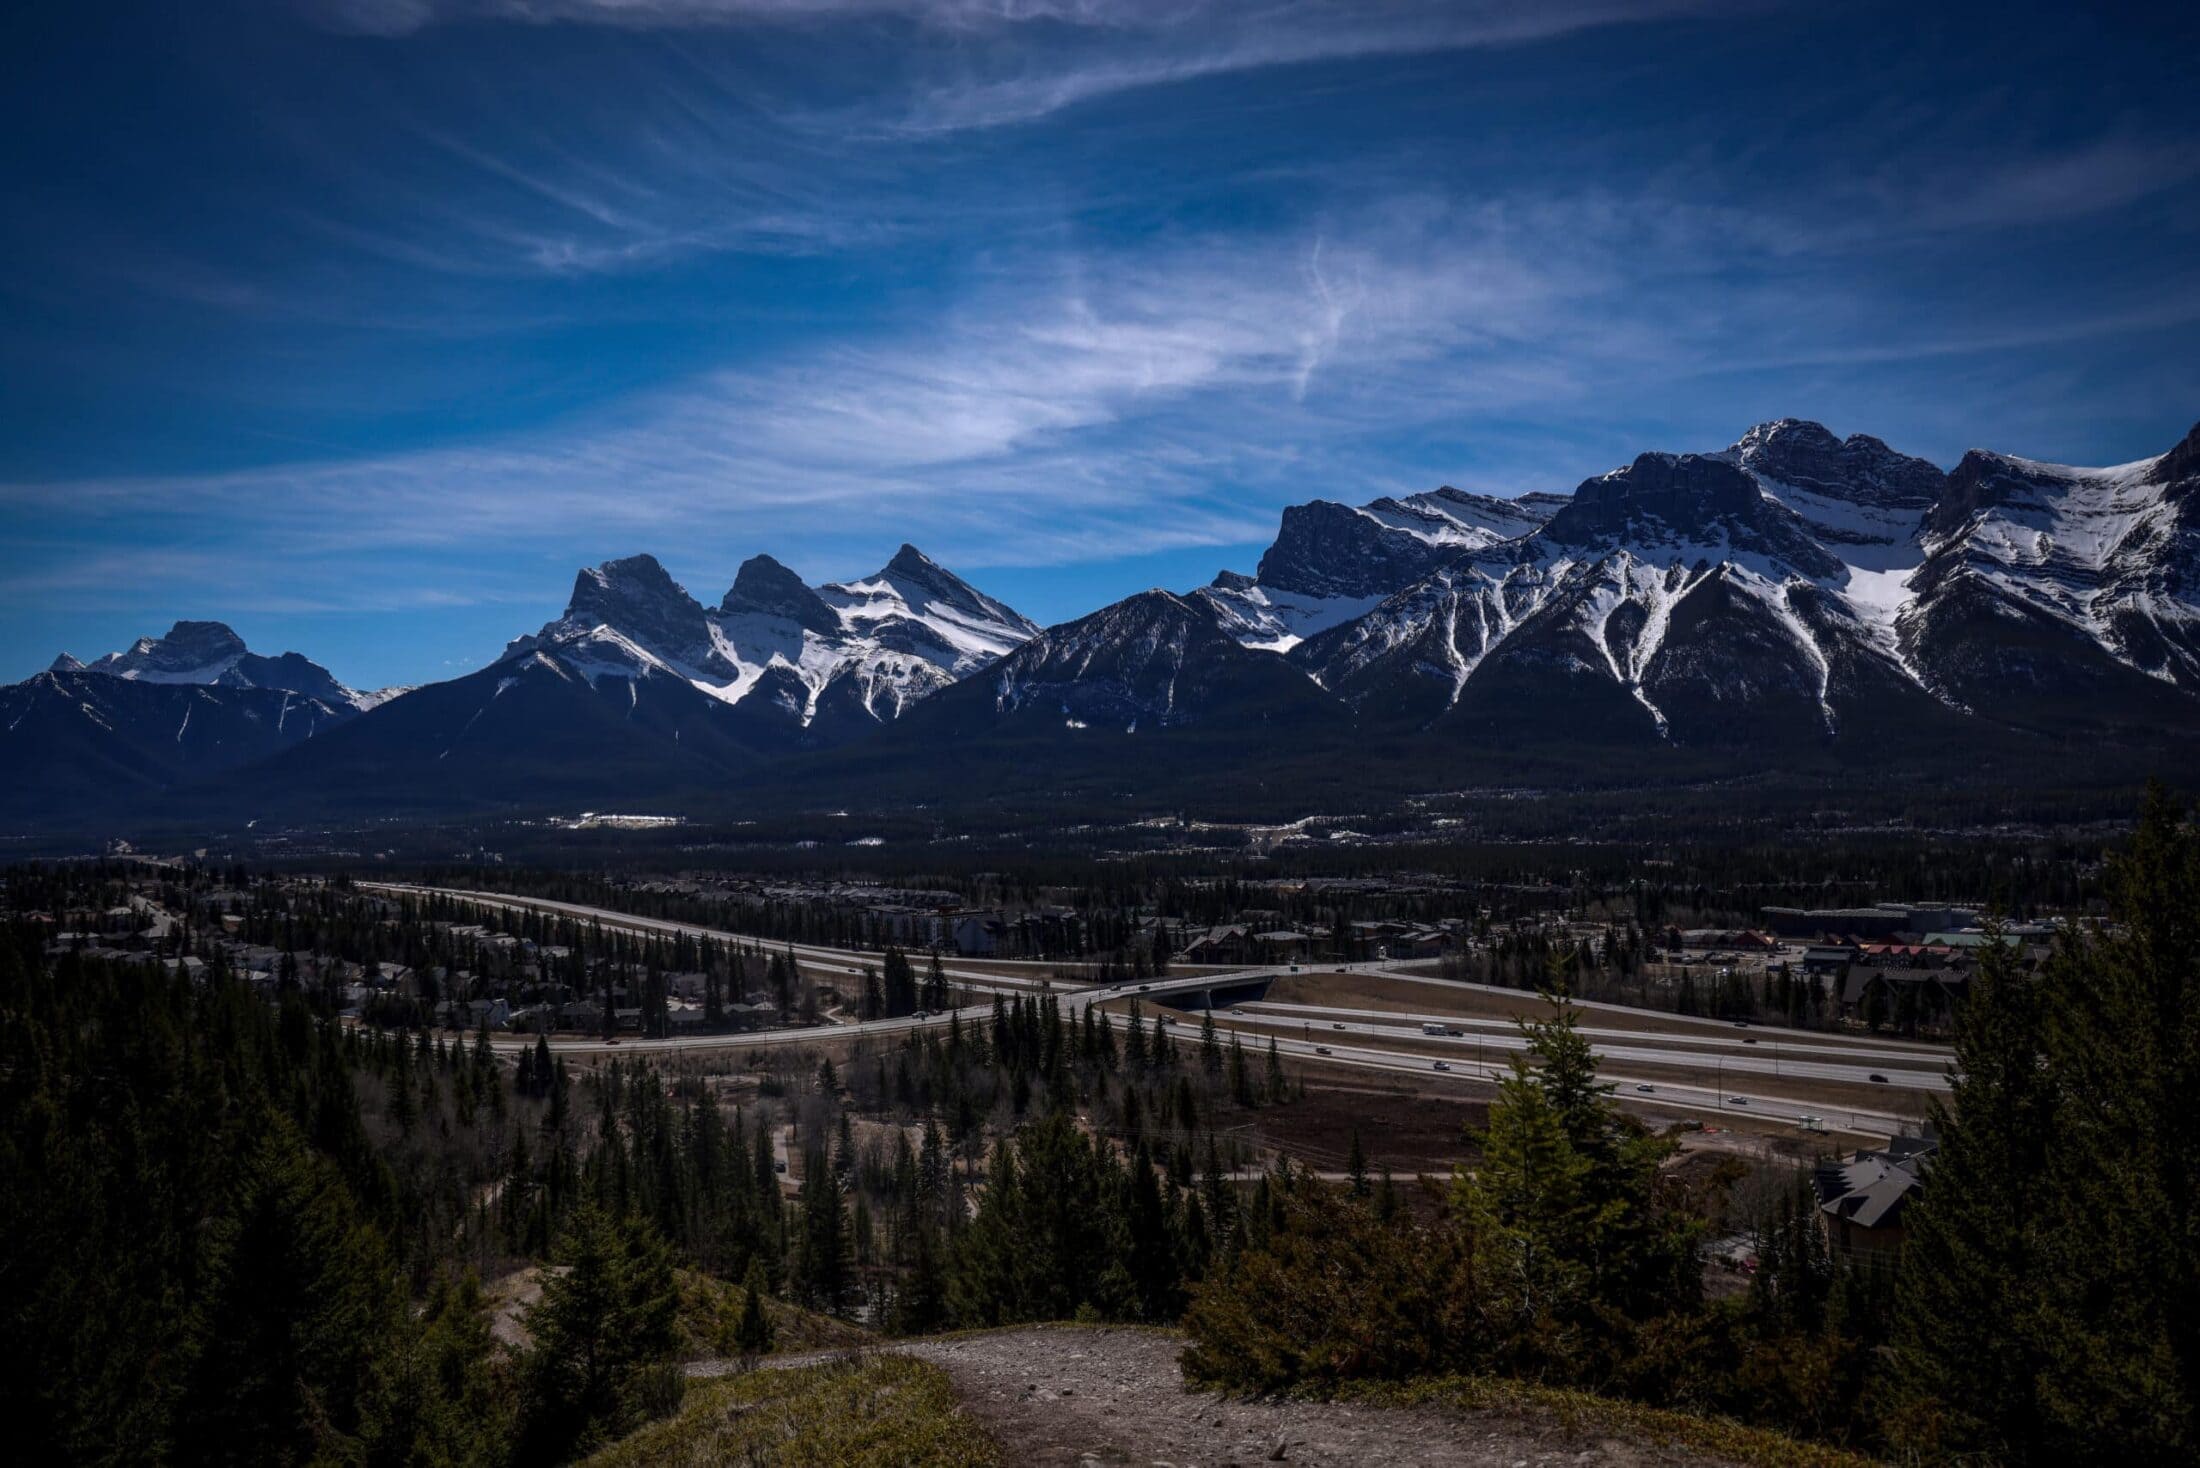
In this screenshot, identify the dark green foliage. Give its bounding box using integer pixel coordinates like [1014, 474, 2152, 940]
[518, 1203, 684, 1462]
[945, 1113, 1195, 1328]
[1181, 1167, 1463, 1392]
[1886, 787, 2200, 1462]
[734, 1259, 777, 1354]
[0, 941, 513, 1466]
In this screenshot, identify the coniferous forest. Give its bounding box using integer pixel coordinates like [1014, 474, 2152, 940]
[2, 792, 2196, 1464]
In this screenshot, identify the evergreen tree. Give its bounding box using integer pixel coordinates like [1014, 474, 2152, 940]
[733, 1259, 776, 1356]
[517, 1204, 683, 1462]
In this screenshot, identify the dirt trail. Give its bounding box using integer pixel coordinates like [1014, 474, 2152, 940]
[694, 1324, 1744, 1466]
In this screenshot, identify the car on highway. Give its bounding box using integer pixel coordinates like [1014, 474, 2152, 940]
[1432, 1060, 1451, 1072]
[1742, 1036, 1758, 1044]
[1869, 1073, 1889, 1083]
[1635, 1084, 1655, 1093]
[1728, 1095, 1747, 1105]
[1138, 984, 1150, 991]
[1332, 1022, 1346, 1030]
[1314, 1045, 1332, 1055]
[912, 1009, 929, 1020]
[1446, 1027, 1464, 1037]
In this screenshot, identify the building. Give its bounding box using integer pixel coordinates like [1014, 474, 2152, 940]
[1801, 944, 1859, 978]
[1815, 1135, 1938, 1259]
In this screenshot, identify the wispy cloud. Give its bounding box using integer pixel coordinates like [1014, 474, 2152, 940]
[312, 1, 1743, 133]
[0, 194, 1650, 612]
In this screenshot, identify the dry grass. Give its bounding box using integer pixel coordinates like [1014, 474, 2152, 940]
[581, 1354, 1000, 1468]
[1317, 1374, 1882, 1468]
[674, 1269, 872, 1359]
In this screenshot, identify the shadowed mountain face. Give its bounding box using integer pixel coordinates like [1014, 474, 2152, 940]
[51, 619, 392, 712]
[1, 669, 350, 819]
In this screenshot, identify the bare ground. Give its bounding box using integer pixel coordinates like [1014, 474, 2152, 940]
[694, 1325, 1766, 1467]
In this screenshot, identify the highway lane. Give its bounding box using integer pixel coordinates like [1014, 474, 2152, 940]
[1234, 1000, 1954, 1073]
[360, 881, 1093, 997]
[1212, 1006, 1950, 1092]
[1352, 966, 1958, 1058]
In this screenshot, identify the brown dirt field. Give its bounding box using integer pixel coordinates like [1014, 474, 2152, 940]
[1243, 1073, 1491, 1175]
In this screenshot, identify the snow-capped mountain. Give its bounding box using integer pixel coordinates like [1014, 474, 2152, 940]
[50, 619, 399, 713]
[13, 415, 2196, 830]
[1197, 486, 1567, 650]
[1295, 419, 2200, 748]
[1296, 446, 1885, 743]
[1899, 423, 2200, 726]
[504, 544, 1036, 745]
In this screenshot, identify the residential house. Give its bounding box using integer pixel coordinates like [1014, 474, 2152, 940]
[1815, 1135, 1938, 1259]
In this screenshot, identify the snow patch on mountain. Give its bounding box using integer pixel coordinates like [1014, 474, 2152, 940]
[51, 619, 392, 713]
[507, 546, 1036, 735]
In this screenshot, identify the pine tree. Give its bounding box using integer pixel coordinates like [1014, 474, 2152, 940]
[733, 1259, 775, 1355]
[518, 1204, 683, 1461]
[882, 946, 917, 1018]
[1883, 925, 2052, 1459]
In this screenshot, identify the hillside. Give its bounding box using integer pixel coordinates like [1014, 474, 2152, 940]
[649, 1326, 1870, 1468]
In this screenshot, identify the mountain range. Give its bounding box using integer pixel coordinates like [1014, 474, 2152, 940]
[6, 416, 2196, 834]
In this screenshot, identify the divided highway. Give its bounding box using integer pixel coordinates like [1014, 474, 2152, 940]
[364, 883, 1948, 1136]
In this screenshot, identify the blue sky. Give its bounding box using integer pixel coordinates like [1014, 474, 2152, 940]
[3, 0, 2197, 690]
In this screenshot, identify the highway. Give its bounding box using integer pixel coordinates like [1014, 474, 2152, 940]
[1228, 1002, 1952, 1087]
[365, 882, 1944, 1136]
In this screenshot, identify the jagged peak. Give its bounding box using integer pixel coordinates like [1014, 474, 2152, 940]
[721, 553, 840, 632]
[573, 551, 677, 596]
[884, 542, 941, 577]
[1210, 569, 1257, 592]
[48, 652, 86, 673]
[1731, 418, 1839, 454]
[2147, 420, 2200, 487]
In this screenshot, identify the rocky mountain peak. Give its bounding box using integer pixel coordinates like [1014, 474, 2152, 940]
[722, 553, 840, 634]
[1255, 500, 1466, 600]
[1728, 418, 1944, 510]
[1542, 453, 1843, 577]
[884, 542, 943, 579]
[2147, 420, 2200, 489]
[551, 554, 723, 676]
[148, 620, 250, 666]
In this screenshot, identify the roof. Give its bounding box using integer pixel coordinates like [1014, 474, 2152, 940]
[1815, 1137, 1938, 1230]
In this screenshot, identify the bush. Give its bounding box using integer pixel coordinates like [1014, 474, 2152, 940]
[1181, 1175, 1465, 1392]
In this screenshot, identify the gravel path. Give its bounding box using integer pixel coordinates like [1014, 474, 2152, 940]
[693, 1325, 1742, 1467]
